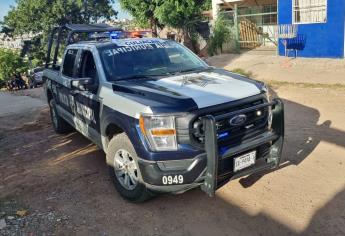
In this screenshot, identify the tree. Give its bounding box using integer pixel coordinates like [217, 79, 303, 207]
[0, 25, 14, 38]
[119, 0, 160, 36]
[154, 0, 209, 51]
[118, 0, 211, 51]
[0, 48, 28, 82]
[4, 0, 118, 35]
[202, 0, 212, 11]
[2, 0, 118, 65]
[208, 15, 231, 56]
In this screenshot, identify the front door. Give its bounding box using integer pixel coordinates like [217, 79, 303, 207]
[72, 49, 101, 142]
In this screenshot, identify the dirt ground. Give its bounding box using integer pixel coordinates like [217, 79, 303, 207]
[0, 91, 45, 118]
[208, 51, 345, 86]
[1, 84, 345, 235]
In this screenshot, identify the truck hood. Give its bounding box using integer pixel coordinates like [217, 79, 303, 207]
[112, 69, 264, 113]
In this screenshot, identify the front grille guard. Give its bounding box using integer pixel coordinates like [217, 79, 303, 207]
[201, 98, 285, 197]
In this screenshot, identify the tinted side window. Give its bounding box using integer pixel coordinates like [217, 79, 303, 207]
[62, 49, 78, 77]
[78, 51, 98, 81]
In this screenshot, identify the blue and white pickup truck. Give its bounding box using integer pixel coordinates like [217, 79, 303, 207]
[44, 24, 284, 202]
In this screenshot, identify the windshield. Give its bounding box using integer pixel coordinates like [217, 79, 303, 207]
[99, 39, 208, 81]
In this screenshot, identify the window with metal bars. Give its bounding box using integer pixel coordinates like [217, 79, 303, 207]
[293, 0, 327, 24]
[263, 4, 277, 25]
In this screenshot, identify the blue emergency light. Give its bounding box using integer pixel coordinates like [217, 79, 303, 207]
[218, 132, 230, 139]
[110, 31, 122, 42]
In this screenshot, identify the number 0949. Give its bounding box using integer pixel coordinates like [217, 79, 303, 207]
[162, 175, 184, 185]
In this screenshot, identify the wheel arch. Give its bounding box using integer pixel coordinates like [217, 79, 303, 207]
[100, 106, 146, 157]
[104, 122, 125, 148]
[101, 110, 130, 153]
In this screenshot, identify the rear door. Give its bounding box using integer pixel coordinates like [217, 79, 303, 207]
[56, 48, 79, 121]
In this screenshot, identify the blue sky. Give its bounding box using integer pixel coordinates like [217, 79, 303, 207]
[0, 0, 14, 21]
[0, 0, 131, 22]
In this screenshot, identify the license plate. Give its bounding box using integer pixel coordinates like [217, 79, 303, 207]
[233, 151, 256, 172]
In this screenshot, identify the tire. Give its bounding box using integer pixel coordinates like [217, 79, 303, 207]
[106, 133, 152, 202]
[49, 99, 73, 134]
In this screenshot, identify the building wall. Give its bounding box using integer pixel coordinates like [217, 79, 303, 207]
[237, 0, 276, 7]
[212, 0, 276, 20]
[0, 33, 35, 49]
[278, 0, 345, 58]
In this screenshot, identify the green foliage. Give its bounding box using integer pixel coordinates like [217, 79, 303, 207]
[130, 19, 150, 29]
[119, 0, 160, 35]
[120, 0, 210, 48]
[0, 25, 14, 37]
[0, 49, 29, 81]
[2, 0, 117, 70]
[208, 16, 231, 56]
[120, 0, 155, 23]
[154, 0, 209, 51]
[4, 0, 117, 35]
[154, 0, 202, 30]
[201, 0, 212, 11]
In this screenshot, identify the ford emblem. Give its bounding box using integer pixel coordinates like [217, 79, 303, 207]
[229, 114, 247, 126]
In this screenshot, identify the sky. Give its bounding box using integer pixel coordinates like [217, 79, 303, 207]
[0, 0, 14, 21]
[0, 0, 131, 22]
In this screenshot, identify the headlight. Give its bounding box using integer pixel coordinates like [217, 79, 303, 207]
[139, 114, 177, 151]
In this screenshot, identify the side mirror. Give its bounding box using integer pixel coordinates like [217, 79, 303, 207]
[71, 77, 96, 91]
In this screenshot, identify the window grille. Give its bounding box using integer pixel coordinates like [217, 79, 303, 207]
[293, 0, 327, 24]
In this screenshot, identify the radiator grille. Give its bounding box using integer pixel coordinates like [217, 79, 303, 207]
[192, 99, 269, 147]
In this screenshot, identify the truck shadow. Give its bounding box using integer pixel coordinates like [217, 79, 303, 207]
[145, 181, 345, 235]
[238, 94, 344, 188]
[302, 185, 345, 235]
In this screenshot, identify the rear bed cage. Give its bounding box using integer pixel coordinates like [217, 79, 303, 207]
[201, 98, 285, 197]
[45, 24, 123, 69]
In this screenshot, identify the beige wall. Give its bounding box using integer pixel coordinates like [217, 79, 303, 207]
[239, 0, 277, 6]
[212, 0, 277, 20]
[214, 0, 276, 5]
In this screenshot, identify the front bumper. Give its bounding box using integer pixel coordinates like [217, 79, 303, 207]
[137, 98, 284, 195]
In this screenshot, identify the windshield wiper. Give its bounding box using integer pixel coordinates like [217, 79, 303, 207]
[115, 74, 157, 81]
[171, 66, 213, 75]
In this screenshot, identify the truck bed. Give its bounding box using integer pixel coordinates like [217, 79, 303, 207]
[43, 67, 72, 89]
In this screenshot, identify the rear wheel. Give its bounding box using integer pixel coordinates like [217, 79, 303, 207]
[49, 99, 72, 134]
[106, 133, 152, 202]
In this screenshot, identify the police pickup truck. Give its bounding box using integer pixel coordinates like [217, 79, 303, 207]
[44, 24, 284, 202]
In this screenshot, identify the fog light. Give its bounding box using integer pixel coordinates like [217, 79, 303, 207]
[256, 110, 262, 116]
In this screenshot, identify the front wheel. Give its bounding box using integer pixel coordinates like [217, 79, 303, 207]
[106, 133, 152, 202]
